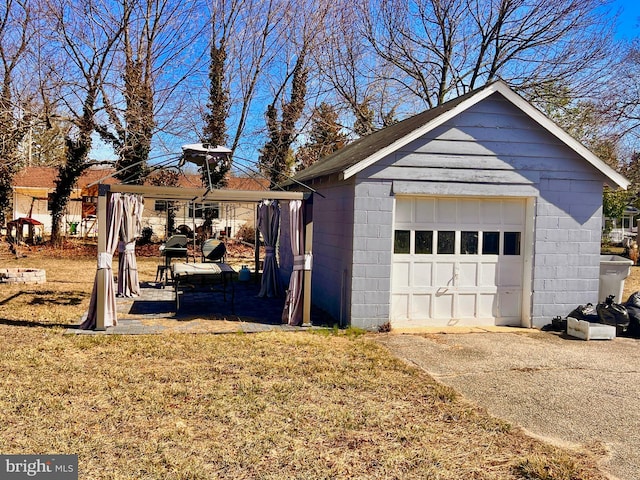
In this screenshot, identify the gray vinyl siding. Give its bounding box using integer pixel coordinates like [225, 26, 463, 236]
[309, 180, 355, 325]
[354, 92, 608, 328]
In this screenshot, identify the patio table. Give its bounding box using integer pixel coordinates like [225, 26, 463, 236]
[173, 262, 236, 312]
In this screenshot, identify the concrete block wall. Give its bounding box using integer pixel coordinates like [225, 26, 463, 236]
[530, 178, 604, 328]
[350, 179, 394, 330]
[308, 182, 355, 325]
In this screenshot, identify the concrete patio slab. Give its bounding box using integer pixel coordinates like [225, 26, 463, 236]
[376, 331, 640, 480]
[65, 279, 324, 335]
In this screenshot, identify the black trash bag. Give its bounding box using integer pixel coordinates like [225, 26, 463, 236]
[626, 291, 640, 309]
[596, 295, 630, 332]
[624, 305, 640, 337]
[567, 303, 599, 323]
[623, 293, 640, 337]
[546, 316, 566, 332]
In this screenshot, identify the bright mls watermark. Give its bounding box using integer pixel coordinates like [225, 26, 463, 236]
[0, 455, 77, 479]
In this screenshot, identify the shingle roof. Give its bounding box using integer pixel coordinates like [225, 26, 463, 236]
[12, 167, 119, 189]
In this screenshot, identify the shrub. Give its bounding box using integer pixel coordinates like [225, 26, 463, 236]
[139, 226, 154, 245]
[236, 224, 256, 244]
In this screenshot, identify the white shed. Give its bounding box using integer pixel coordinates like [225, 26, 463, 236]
[290, 81, 628, 330]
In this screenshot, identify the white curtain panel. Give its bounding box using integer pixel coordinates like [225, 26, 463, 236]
[117, 195, 144, 297]
[282, 200, 304, 325]
[81, 193, 125, 329]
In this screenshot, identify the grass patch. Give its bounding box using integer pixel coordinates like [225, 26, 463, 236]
[516, 451, 587, 480]
[0, 247, 609, 479]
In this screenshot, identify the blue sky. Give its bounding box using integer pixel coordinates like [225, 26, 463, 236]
[614, 0, 640, 39]
[91, 0, 640, 167]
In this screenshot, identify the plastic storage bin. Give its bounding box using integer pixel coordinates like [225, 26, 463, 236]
[599, 255, 634, 303]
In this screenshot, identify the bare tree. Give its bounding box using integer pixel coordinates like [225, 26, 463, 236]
[94, 0, 203, 185]
[200, 0, 236, 189]
[360, 0, 616, 108]
[295, 102, 348, 170]
[0, 0, 36, 225]
[257, 0, 338, 187]
[45, 0, 125, 244]
[601, 40, 640, 146]
[193, 0, 290, 169]
[314, 0, 404, 136]
[259, 49, 308, 188]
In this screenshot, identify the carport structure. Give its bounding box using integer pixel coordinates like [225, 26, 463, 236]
[83, 183, 310, 331]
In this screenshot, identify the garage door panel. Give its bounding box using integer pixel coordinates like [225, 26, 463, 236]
[413, 262, 432, 286]
[499, 290, 521, 318]
[437, 199, 457, 222]
[458, 262, 479, 286]
[480, 200, 502, 224]
[435, 262, 455, 285]
[499, 262, 523, 286]
[503, 202, 524, 225]
[411, 294, 430, 318]
[395, 199, 413, 223]
[457, 294, 478, 317]
[415, 198, 436, 223]
[480, 263, 498, 285]
[392, 261, 411, 288]
[391, 294, 409, 319]
[434, 294, 454, 318]
[459, 199, 480, 224]
[479, 293, 498, 317]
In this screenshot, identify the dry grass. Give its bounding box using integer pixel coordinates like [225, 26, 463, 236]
[0, 245, 610, 479]
[623, 266, 640, 300]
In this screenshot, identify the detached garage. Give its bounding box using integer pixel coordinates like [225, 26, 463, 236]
[291, 81, 628, 330]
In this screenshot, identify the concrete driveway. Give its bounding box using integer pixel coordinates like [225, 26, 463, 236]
[375, 330, 640, 480]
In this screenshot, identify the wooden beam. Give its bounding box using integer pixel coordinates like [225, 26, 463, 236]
[109, 184, 305, 202]
[95, 190, 108, 331]
[303, 203, 313, 325]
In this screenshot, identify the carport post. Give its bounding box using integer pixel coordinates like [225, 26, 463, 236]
[254, 204, 260, 283]
[303, 200, 313, 325]
[95, 185, 109, 331]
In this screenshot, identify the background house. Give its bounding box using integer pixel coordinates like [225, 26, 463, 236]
[605, 205, 639, 245]
[290, 81, 628, 330]
[11, 167, 118, 238]
[11, 166, 268, 241]
[145, 175, 268, 241]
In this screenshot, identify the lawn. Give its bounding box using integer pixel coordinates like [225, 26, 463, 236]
[0, 243, 613, 479]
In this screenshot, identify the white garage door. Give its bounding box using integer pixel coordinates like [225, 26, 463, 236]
[391, 197, 526, 327]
